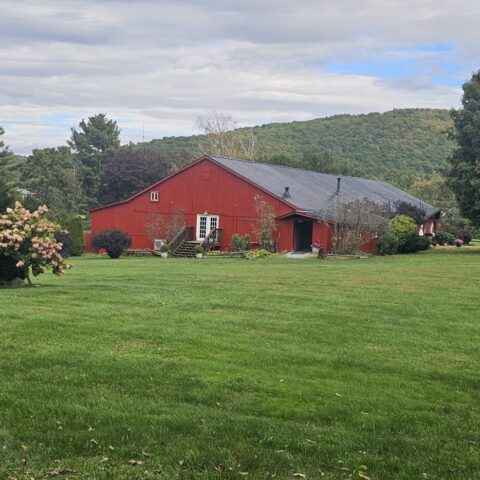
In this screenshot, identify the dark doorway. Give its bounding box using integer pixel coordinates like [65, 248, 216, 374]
[293, 219, 313, 251]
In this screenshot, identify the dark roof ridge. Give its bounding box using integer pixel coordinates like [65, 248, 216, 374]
[208, 154, 384, 182]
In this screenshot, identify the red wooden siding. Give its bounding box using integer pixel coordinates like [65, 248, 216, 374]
[90, 157, 295, 251]
[89, 156, 433, 254]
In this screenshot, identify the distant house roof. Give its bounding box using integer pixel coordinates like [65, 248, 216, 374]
[210, 155, 439, 220]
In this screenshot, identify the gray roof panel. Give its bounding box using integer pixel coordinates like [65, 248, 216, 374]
[210, 155, 439, 219]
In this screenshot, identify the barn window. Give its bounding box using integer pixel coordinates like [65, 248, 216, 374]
[150, 191, 159, 202]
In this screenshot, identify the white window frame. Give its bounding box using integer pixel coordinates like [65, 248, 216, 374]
[196, 214, 219, 241]
[150, 191, 159, 202]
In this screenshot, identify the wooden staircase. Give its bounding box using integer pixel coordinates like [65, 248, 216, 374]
[168, 226, 223, 258]
[172, 241, 199, 258]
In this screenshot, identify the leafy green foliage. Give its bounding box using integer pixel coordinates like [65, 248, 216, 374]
[92, 228, 131, 258]
[389, 215, 418, 246]
[447, 71, 480, 227]
[397, 233, 430, 254]
[442, 226, 473, 244]
[146, 109, 452, 189]
[54, 231, 73, 258]
[99, 145, 179, 204]
[22, 147, 83, 217]
[246, 248, 270, 258]
[231, 233, 251, 251]
[0, 177, 15, 213]
[435, 231, 455, 245]
[381, 215, 428, 255]
[0, 127, 15, 212]
[408, 175, 456, 211]
[254, 195, 278, 252]
[378, 230, 398, 255]
[63, 216, 85, 256]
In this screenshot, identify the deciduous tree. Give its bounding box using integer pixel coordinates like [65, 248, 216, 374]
[99, 145, 174, 204]
[447, 71, 480, 227]
[22, 147, 83, 217]
[196, 111, 257, 160]
[0, 127, 15, 211]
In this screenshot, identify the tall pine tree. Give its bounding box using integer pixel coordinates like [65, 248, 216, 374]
[68, 114, 121, 207]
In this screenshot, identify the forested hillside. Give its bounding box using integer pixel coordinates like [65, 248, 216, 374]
[146, 108, 453, 189]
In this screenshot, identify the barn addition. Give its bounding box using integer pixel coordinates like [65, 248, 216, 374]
[88, 155, 441, 255]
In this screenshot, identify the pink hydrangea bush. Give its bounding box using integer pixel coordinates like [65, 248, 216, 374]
[0, 202, 72, 286]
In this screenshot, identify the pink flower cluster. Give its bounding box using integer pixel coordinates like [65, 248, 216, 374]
[0, 202, 72, 278]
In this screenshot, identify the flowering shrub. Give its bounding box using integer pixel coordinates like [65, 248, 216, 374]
[0, 202, 71, 286]
[454, 238, 464, 247]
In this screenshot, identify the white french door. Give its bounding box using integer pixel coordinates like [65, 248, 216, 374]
[196, 214, 219, 241]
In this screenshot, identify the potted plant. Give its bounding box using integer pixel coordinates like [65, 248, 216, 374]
[311, 241, 322, 254]
[194, 245, 204, 259]
[159, 244, 169, 258]
[454, 238, 464, 247]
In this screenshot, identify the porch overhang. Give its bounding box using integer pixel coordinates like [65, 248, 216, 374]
[276, 210, 318, 221]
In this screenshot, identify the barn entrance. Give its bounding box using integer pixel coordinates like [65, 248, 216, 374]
[293, 218, 313, 252]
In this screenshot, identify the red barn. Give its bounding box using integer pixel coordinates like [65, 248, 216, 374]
[88, 155, 441, 255]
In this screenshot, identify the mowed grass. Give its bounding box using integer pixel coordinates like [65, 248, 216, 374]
[0, 249, 479, 480]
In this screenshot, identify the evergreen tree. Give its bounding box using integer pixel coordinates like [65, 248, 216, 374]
[68, 114, 121, 206]
[447, 71, 480, 227]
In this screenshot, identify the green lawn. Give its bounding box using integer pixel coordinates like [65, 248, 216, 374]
[1, 248, 479, 479]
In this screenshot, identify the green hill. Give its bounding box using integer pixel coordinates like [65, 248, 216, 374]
[144, 108, 453, 189]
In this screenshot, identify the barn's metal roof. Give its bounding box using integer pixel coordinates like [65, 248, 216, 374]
[210, 155, 439, 220]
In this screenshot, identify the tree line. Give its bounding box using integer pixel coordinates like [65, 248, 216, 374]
[2, 69, 480, 231]
[0, 115, 191, 218]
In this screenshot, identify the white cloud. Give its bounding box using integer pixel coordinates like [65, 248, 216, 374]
[0, 0, 477, 154]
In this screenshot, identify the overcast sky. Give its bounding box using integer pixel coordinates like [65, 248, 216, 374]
[1, 0, 479, 155]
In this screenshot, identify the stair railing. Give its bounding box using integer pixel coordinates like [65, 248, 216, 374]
[201, 228, 223, 252]
[169, 226, 194, 255]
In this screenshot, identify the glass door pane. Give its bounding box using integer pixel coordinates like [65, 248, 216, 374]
[198, 216, 207, 239]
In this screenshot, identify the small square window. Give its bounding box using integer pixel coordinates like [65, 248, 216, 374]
[150, 191, 159, 202]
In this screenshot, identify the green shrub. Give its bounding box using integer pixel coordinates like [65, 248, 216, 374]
[442, 226, 472, 244]
[398, 233, 430, 253]
[382, 215, 429, 255]
[54, 231, 74, 258]
[63, 216, 84, 256]
[231, 234, 251, 251]
[389, 215, 418, 246]
[435, 231, 455, 245]
[194, 245, 204, 254]
[378, 230, 398, 255]
[159, 244, 169, 253]
[206, 250, 229, 257]
[247, 249, 270, 259]
[92, 229, 131, 259]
